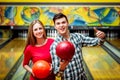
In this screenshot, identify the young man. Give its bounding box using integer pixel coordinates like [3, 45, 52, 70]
[50, 13, 105, 80]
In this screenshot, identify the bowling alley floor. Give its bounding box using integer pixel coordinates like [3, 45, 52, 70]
[0, 38, 9, 45]
[107, 38, 120, 50]
[0, 38, 26, 80]
[82, 46, 120, 80]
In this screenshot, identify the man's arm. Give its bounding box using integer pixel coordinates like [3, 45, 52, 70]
[94, 27, 106, 45]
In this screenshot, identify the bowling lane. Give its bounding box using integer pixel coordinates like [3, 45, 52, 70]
[0, 38, 26, 80]
[82, 46, 120, 79]
[0, 38, 9, 45]
[107, 38, 120, 50]
[11, 62, 27, 80]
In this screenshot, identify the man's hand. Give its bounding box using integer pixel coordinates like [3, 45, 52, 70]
[60, 60, 70, 71]
[94, 27, 106, 39]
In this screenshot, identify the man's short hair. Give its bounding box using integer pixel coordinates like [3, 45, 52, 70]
[53, 13, 68, 23]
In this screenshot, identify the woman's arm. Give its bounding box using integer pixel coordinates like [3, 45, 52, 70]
[23, 65, 35, 76]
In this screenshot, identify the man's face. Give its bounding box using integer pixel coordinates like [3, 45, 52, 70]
[54, 17, 69, 35]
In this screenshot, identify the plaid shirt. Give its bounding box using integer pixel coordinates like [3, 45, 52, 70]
[50, 33, 101, 80]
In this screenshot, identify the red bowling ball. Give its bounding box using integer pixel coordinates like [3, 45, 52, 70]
[56, 41, 75, 60]
[32, 60, 51, 79]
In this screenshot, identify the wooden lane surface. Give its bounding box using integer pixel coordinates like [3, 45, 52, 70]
[82, 46, 120, 79]
[107, 39, 120, 49]
[0, 38, 26, 80]
[0, 38, 8, 45]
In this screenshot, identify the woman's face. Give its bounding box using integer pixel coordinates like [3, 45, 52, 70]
[33, 23, 44, 39]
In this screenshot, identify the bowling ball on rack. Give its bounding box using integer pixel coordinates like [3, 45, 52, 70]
[32, 60, 51, 79]
[56, 41, 75, 60]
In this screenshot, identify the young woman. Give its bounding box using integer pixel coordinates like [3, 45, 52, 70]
[23, 20, 55, 80]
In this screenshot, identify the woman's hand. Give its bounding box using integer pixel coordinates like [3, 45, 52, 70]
[49, 63, 53, 74]
[24, 65, 35, 77]
[31, 70, 35, 77]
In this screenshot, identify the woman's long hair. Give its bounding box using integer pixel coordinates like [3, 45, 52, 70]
[25, 20, 47, 47]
